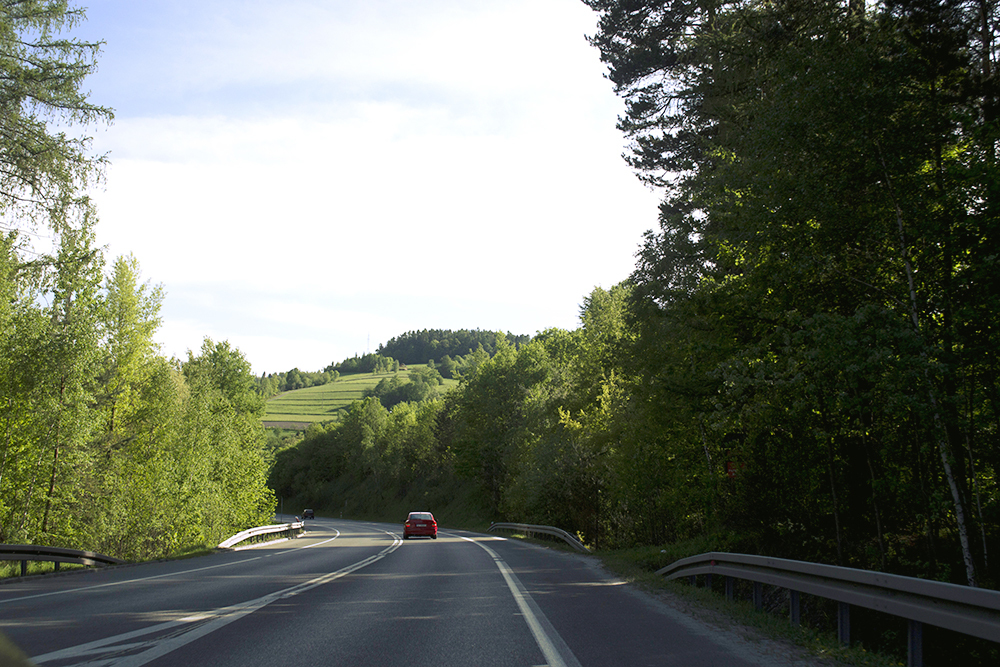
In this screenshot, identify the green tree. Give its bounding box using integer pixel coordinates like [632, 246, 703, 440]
[179, 339, 274, 544]
[0, 0, 112, 227]
[88, 356, 187, 560]
[438, 354, 457, 379]
[85, 256, 185, 560]
[363, 367, 443, 410]
[0, 206, 104, 545]
[450, 336, 552, 516]
[95, 254, 164, 441]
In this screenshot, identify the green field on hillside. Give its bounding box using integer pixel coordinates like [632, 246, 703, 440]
[263, 367, 457, 426]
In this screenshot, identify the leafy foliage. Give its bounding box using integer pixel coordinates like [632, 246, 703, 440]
[268, 397, 477, 523]
[363, 367, 444, 410]
[0, 0, 112, 227]
[0, 220, 274, 558]
[580, 0, 1000, 587]
[0, 3, 274, 560]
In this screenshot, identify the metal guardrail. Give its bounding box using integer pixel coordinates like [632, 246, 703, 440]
[657, 552, 1000, 666]
[1, 521, 306, 576]
[487, 522, 589, 553]
[0, 544, 124, 576]
[217, 521, 304, 550]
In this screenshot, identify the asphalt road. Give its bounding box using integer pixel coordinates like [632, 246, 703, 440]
[0, 519, 818, 666]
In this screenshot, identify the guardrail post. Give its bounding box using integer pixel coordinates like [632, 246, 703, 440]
[753, 581, 763, 611]
[837, 602, 850, 645]
[725, 576, 734, 601]
[789, 590, 800, 626]
[20, 559, 26, 576]
[907, 620, 923, 667]
[705, 573, 713, 591]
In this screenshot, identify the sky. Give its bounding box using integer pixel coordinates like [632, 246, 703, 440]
[73, 0, 662, 374]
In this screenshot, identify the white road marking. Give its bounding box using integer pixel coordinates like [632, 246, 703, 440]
[455, 534, 582, 667]
[30, 533, 402, 666]
[0, 557, 262, 605]
[0, 530, 341, 605]
[263, 530, 341, 556]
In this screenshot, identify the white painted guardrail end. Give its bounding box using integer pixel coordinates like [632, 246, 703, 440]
[218, 521, 305, 550]
[487, 522, 590, 553]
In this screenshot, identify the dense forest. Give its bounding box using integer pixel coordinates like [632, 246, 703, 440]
[273, 0, 999, 591]
[377, 329, 531, 365]
[0, 2, 274, 560]
[326, 353, 400, 375]
[584, 0, 999, 588]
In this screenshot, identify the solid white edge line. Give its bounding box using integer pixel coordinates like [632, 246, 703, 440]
[455, 534, 581, 667]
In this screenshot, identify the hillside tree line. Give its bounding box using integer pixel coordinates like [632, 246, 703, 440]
[377, 329, 530, 366]
[257, 368, 340, 398]
[325, 353, 399, 375]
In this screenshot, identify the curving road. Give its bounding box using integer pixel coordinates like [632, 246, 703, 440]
[0, 519, 817, 666]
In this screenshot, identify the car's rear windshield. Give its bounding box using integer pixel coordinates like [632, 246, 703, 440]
[410, 513, 433, 520]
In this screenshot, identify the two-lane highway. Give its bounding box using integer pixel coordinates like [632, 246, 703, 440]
[0, 519, 822, 666]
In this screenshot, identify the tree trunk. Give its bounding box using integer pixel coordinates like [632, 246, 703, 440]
[878, 146, 978, 586]
[864, 437, 887, 570]
[826, 437, 844, 565]
[40, 442, 59, 534]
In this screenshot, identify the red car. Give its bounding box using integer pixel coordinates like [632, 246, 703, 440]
[403, 511, 437, 539]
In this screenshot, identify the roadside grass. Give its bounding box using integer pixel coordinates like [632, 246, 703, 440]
[167, 544, 217, 560]
[0, 541, 225, 581]
[0, 633, 33, 667]
[495, 531, 582, 553]
[0, 560, 87, 579]
[264, 366, 458, 424]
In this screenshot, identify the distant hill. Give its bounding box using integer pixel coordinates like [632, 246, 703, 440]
[263, 365, 458, 428]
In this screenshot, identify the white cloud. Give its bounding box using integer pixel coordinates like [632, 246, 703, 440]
[82, 0, 663, 373]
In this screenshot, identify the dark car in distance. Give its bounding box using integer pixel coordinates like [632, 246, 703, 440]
[302, 509, 314, 519]
[403, 511, 437, 539]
